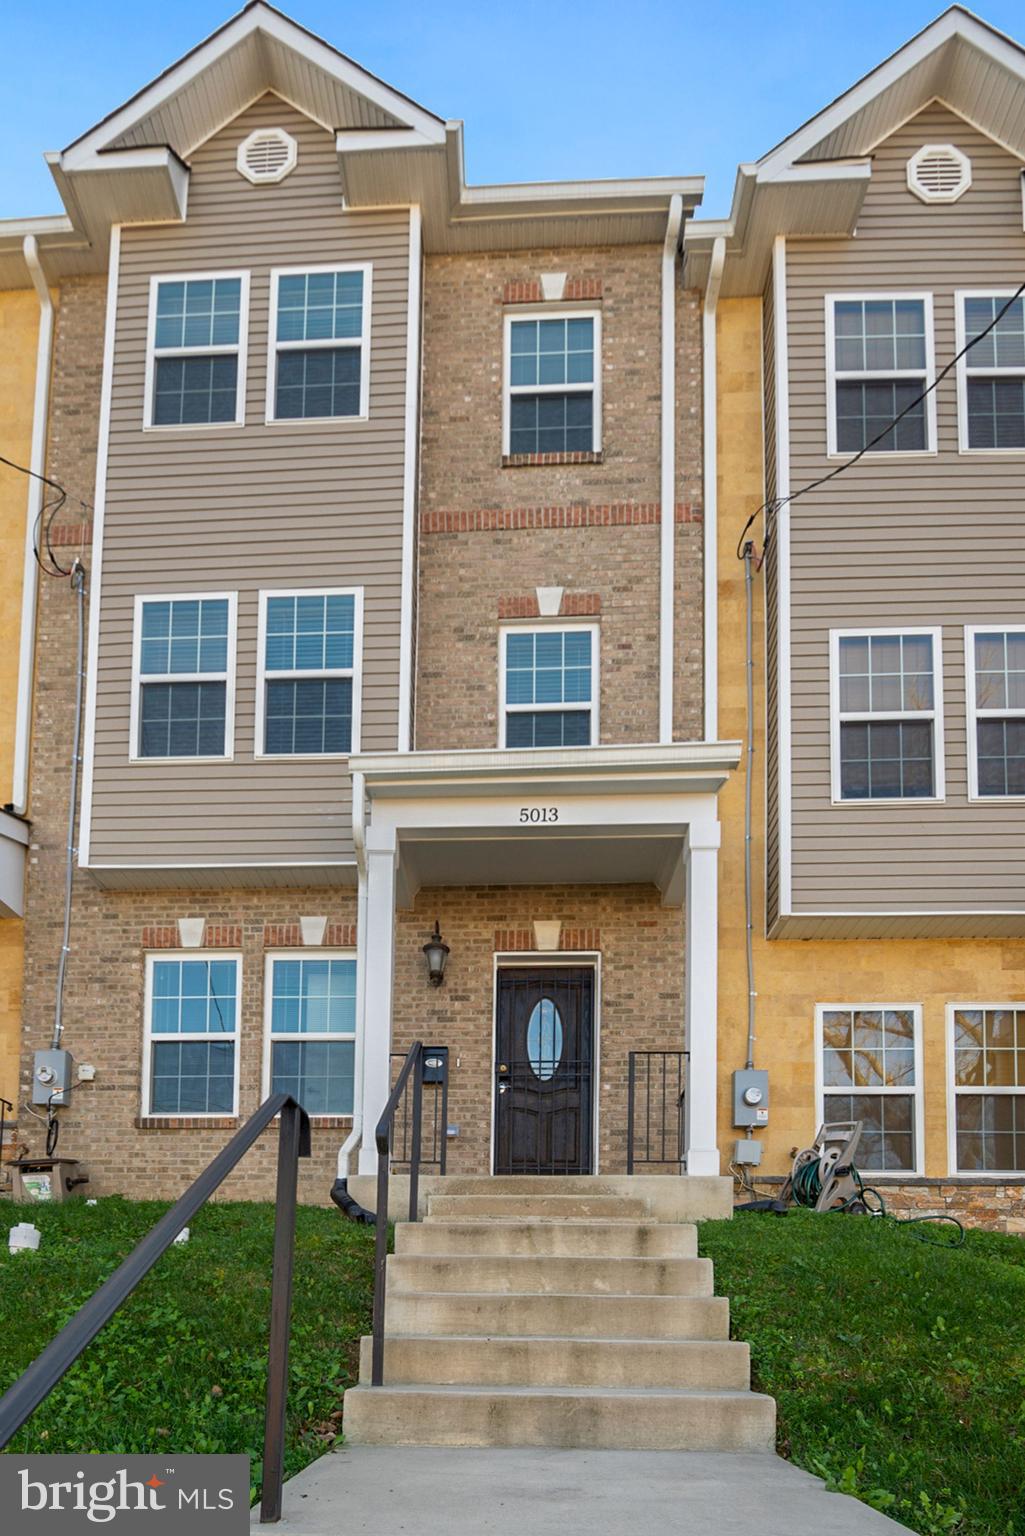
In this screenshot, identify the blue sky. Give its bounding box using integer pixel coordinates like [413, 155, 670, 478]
[3, 1, 1024, 221]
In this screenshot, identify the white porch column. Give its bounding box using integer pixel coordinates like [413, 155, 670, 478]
[684, 819, 721, 1176]
[357, 824, 398, 1175]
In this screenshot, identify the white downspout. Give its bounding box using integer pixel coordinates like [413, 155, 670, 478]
[702, 236, 726, 743]
[659, 195, 684, 744]
[336, 769, 367, 1179]
[13, 237, 54, 815]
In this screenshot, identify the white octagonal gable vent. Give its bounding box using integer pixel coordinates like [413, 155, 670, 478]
[907, 143, 971, 204]
[237, 128, 297, 186]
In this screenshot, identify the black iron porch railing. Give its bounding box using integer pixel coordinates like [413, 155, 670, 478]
[371, 1040, 430, 1386]
[0, 1094, 310, 1525]
[627, 1051, 687, 1173]
[388, 1048, 448, 1175]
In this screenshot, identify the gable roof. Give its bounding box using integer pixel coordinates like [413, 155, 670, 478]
[686, 6, 1025, 295]
[63, 1, 445, 164]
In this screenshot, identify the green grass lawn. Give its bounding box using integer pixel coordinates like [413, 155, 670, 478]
[700, 1209, 1025, 1536]
[0, 1199, 373, 1499]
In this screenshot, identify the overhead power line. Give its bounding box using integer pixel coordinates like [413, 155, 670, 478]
[0, 451, 93, 580]
[736, 278, 1025, 559]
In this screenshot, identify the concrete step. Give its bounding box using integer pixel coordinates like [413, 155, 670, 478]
[384, 1290, 730, 1339]
[428, 1177, 623, 1196]
[359, 1334, 751, 1390]
[386, 1254, 713, 1296]
[342, 1383, 776, 1452]
[426, 1194, 650, 1222]
[396, 1220, 698, 1259]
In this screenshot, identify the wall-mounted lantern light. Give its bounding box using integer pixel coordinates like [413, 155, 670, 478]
[422, 920, 450, 988]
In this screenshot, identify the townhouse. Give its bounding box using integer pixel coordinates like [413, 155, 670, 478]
[7, 1, 726, 1205]
[691, 6, 1025, 1228]
[4, 2, 1025, 1227]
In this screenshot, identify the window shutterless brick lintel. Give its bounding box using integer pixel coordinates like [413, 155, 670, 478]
[262, 922, 357, 947]
[140, 924, 242, 948]
[420, 502, 701, 534]
[495, 928, 602, 951]
[498, 594, 602, 619]
[501, 278, 604, 305]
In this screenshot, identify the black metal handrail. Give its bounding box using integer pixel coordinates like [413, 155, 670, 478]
[388, 1049, 448, 1174]
[627, 1051, 687, 1173]
[0, 1093, 311, 1525]
[371, 1040, 426, 1386]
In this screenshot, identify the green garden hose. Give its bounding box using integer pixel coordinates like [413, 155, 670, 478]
[791, 1157, 965, 1247]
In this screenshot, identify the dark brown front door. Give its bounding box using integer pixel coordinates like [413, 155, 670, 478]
[494, 966, 594, 1174]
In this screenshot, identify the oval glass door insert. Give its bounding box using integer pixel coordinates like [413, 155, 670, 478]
[526, 997, 564, 1080]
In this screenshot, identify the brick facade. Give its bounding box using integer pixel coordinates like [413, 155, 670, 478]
[417, 245, 703, 750]
[392, 885, 685, 1176]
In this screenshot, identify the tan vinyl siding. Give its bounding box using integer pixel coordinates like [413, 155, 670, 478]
[762, 275, 780, 931]
[88, 96, 412, 870]
[783, 104, 1025, 915]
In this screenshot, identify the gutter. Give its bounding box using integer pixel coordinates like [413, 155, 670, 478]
[333, 770, 369, 1209]
[702, 236, 726, 741]
[659, 195, 683, 743]
[13, 236, 55, 816]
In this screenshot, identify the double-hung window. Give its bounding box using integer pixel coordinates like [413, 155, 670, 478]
[965, 626, 1025, 798]
[267, 265, 370, 422]
[143, 955, 240, 1117]
[956, 291, 1025, 450]
[500, 625, 597, 748]
[816, 1005, 922, 1174]
[830, 629, 943, 801]
[264, 955, 357, 1116]
[131, 594, 236, 760]
[504, 312, 601, 456]
[949, 1004, 1025, 1173]
[826, 294, 934, 454]
[146, 273, 248, 428]
[257, 590, 361, 757]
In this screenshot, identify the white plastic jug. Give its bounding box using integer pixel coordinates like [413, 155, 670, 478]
[8, 1222, 41, 1255]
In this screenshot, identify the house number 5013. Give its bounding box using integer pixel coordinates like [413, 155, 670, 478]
[519, 807, 559, 823]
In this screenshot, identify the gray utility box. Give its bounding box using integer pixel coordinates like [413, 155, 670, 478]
[732, 1068, 769, 1128]
[31, 1049, 75, 1106]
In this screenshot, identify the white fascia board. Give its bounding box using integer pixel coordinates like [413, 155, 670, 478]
[756, 160, 872, 186]
[754, 10, 1025, 182]
[337, 129, 444, 154]
[61, 1, 445, 171]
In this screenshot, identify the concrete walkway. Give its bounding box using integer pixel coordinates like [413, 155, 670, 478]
[257, 1446, 914, 1535]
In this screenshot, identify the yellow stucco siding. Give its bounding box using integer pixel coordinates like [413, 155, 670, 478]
[0, 287, 41, 1112]
[715, 296, 1025, 1179]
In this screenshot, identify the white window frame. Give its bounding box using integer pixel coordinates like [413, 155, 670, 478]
[129, 591, 238, 763]
[946, 1001, 1025, 1176]
[814, 1002, 925, 1178]
[824, 292, 936, 458]
[502, 307, 603, 456]
[255, 587, 364, 760]
[143, 270, 250, 431]
[954, 289, 1025, 455]
[498, 621, 600, 750]
[141, 951, 242, 1120]
[828, 626, 945, 804]
[261, 949, 358, 1117]
[964, 623, 1025, 801]
[265, 262, 372, 425]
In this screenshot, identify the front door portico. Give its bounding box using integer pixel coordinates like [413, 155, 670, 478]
[348, 742, 739, 1178]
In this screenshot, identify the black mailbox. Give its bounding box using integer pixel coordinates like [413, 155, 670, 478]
[422, 1046, 448, 1084]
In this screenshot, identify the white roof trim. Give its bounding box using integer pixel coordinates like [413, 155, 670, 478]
[61, 0, 445, 172]
[756, 8, 1025, 183]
